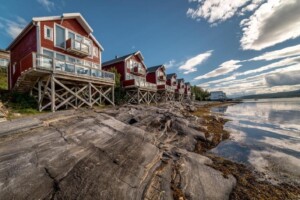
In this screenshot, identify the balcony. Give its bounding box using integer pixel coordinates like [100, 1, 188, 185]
[20, 53, 115, 83]
[131, 65, 146, 76]
[66, 38, 89, 57]
[176, 88, 185, 94]
[166, 85, 174, 92]
[124, 74, 157, 91]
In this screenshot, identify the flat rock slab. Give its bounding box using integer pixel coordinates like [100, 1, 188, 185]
[0, 112, 160, 199]
[0, 118, 43, 136]
[0, 103, 237, 200]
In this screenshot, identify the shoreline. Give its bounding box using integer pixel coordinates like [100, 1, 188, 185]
[0, 101, 299, 199]
[192, 101, 300, 199]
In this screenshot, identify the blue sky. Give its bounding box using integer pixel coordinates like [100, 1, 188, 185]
[1, 0, 300, 97]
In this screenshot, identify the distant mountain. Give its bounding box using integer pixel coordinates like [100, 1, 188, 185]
[240, 90, 300, 99]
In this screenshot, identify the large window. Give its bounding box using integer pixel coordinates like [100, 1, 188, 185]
[55, 25, 66, 48]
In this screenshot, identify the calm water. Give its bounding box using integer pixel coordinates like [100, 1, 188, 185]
[210, 98, 300, 183]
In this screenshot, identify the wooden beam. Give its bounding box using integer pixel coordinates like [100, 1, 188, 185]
[51, 75, 56, 112]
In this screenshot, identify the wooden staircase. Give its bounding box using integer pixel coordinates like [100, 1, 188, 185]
[13, 69, 46, 93]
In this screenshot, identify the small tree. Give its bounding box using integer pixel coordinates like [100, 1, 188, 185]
[109, 67, 124, 105]
[191, 85, 210, 101]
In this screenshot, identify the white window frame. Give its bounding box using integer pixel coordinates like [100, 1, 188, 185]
[54, 23, 66, 49]
[42, 47, 96, 68]
[44, 25, 53, 41]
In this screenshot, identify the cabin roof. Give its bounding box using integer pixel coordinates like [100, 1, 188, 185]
[166, 73, 177, 79]
[102, 51, 144, 66]
[7, 13, 103, 51]
[177, 78, 184, 82]
[147, 65, 165, 73]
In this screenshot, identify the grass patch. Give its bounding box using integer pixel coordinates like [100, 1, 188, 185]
[0, 91, 44, 119]
[0, 68, 8, 90]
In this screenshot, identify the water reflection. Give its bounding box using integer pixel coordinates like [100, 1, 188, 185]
[210, 98, 300, 183]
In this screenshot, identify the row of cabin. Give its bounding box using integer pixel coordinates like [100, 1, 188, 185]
[102, 52, 192, 103]
[5, 13, 192, 111]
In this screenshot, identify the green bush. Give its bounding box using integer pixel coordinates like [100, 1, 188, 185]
[108, 67, 125, 105]
[191, 86, 210, 101]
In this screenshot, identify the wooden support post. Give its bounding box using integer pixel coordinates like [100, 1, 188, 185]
[112, 85, 115, 106]
[38, 80, 42, 111]
[88, 82, 92, 108]
[51, 75, 56, 112]
[137, 88, 140, 105]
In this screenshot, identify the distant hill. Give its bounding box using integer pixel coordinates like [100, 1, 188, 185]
[240, 90, 300, 99]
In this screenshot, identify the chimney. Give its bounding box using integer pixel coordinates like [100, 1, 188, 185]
[115, 55, 118, 59]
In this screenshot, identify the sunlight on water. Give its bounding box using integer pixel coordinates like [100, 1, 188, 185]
[210, 98, 300, 183]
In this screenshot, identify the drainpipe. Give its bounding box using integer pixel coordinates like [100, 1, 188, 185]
[34, 21, 41, 54]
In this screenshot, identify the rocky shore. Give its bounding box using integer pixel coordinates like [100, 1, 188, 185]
[0, 101, 299, 199]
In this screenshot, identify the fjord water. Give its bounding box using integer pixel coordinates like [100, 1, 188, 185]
[211, 98, 300, 183]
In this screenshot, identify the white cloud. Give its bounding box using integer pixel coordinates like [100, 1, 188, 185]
[265, 70, 300, 87]
[37, 0, 55, 12]
[194, 60, 241, 80]
[164, 59, 176, 69]
[238, 56, 300, 76]
[240, 0, 300, 50]
[240, 0, 266, 13]
[208, 63, 300, 96]
[250, 44, 300, 61]
[199, 75, 237, 87]
[186, 0, 265, 24]
[0, 16, 27, 39]
[178, 50, 213, 74]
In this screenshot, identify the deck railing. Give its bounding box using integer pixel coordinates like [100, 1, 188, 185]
[66, 38, 89, 56]
[125, 74, 156, 90]
[166, 85, 173, 91]
[21, 52, 115, 83]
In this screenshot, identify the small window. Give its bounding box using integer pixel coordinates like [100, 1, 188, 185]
[68, 31, 75, 40]
[44, 26, 53, 41]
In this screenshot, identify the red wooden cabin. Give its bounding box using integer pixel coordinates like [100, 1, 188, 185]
[166, 73, 177, 89]
[102, 51, 157, 104]
[146, 65, 175, 101]
[6, 13, 115, 111]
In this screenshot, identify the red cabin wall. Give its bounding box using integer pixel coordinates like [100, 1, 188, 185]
[40, 19, 100, 64]
[125, 55, 147, 78]
[102, 61, 125, 82]
[9, 26, 37, 90]
[146, 72, 156, 84]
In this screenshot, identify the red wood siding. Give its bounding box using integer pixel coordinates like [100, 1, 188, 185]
[9, 26, 37, 89]
[146, 72, 156, 84]
[40, 19, 100, 64]
[102, 61, 125, 81]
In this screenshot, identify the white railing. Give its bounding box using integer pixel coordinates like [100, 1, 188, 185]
[33, 53, 115, 82]
[126, 73, 156, 90]
[66, 38, 89, 55]
[166, 85, 173, 91]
